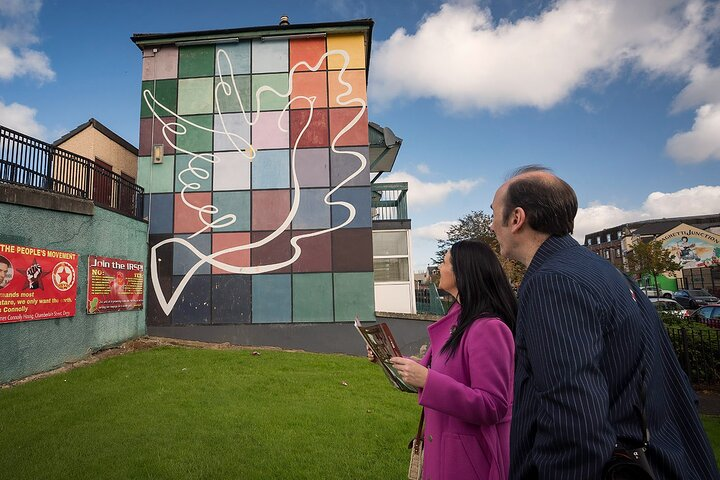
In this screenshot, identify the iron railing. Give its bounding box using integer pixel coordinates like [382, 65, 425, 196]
[665, 326, 720, 385]
[371, 182, 408, 221]
[0, 125, 143, 219]
[415, 283, 446, 316]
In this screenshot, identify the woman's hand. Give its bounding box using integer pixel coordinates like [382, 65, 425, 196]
[366, 344, 377, 363]
[390, 357, 428, 388]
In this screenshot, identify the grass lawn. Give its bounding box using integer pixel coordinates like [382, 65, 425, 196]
[702, 415, 720, 468]
[0, 347, 420, 480]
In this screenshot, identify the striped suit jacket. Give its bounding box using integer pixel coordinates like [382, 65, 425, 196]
[510, 235, 719, 479]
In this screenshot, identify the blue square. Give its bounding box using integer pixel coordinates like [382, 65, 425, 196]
[216, 41, 250, 75]
[171, 274, 211, 324]
[146, 193, 174, 234]
[252, 150, 289, 189]
[252, 274, 291, 323]
[173, 234, 211, 275]
[292, 188, 331, 229]
[331, 187, 371, 228]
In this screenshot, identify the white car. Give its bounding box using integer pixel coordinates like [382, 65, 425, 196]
[649, 298, 688, 318]
[639, 286, 673, 299]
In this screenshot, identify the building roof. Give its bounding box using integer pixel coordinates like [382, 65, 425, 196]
[131, 18, 374, 79]
[53, 118, 138, 156]
[584, 213, 720, 242]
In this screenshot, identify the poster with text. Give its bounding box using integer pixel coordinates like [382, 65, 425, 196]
[87, 256, 144, 314]
[0, 243, 78, 324]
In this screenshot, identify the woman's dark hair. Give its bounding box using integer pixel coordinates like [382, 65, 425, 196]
[503, 165, 577, 236]
[440, 240, 517, 358]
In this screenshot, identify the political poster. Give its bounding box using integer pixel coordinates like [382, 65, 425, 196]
[87, 256, 144, 314]
[0, 243, 78, 324]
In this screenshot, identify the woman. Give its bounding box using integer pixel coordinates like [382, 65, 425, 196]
[391, 240, 516, 480]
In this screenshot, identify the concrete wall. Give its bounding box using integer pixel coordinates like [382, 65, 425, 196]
[57, 126, 138, 179]
[0, 193, 148, 383]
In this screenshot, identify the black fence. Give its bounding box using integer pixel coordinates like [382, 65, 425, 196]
[0, 125, 143, 219]
[666, 326, 720, 385]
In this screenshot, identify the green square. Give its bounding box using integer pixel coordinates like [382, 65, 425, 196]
[140, 81, 154, 118]
[137, 155, 175, 193]
[178, 78, 214, 115]
[215, 75, 251, 113]
[154, 79, 178, 115]
[293, 273, 333, 322]
[333, 272, 375, 322]
[179, 45, 215, 78]
[175, 154, 212, 192]
[175, 115, 213, 153]
[252, 73, 289, 111]
[212, 191, 250, 231]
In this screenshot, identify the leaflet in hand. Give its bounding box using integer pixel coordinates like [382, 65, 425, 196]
[354, 316, 418, 393]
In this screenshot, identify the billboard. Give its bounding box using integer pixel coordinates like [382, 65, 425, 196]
[657, 223, 720, 269]
[0, 243, 78, 324]
[87, 256, 144, 314]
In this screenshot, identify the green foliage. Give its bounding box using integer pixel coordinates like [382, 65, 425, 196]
[433, 210, 526, 287]
[0, 348, 419, 480]
[626, 240, 681, 285]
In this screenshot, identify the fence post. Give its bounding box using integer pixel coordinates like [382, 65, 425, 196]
[680, 327, 691, 380]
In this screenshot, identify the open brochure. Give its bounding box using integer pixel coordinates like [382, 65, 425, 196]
[354, 316, 418, 393]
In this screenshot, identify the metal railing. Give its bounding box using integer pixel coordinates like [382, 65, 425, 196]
[665, 326, 720, 385]
[415, 282, 446, 316]
[371, 182, 408, 221]
[0, 125, 143, 219]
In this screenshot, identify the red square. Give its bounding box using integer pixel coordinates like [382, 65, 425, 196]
[252, 190, 291, 231]
[290, 37, 327, 72]
[251, 230, 292, 273]
[291, 230, 332, 272]
[212, 232, 251, 274]
[174, 193, 212, 234]
[329, 107, 368, 147]
[290, 109, 329, 149]
[139, 117, 176, 157]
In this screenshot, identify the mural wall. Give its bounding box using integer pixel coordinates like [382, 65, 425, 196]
[137, 32, 375, 325]
[657, 223, 720, 269]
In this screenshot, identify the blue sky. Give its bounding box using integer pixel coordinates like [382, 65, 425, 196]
[2, 0, 719, 270]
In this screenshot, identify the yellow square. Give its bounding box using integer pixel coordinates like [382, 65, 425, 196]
[326, 33, 366, 70]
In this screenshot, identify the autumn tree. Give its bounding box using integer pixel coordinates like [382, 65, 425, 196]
[625, 239, 682, 290]
[434, 210, 526, 287]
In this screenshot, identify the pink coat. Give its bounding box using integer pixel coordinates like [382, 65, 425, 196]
[417, 303, 514, 480]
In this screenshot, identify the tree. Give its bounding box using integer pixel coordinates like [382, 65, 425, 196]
[433, 210, 526, 287]
[625, 239, 682, 290]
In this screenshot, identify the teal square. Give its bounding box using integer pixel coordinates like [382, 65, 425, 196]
[140, 81, 154, 118]
[179, 45, 215, 78]
[215, 75, 251, 114]
[216, 42, 250, 75]
[175, 115, 213, 153]
[178, 78, 214, 115]
[175, 154, 212, 192]
[253, 73, 289, 111]
[252, 150, 289, 189]
[333, 272, 375, 322]
[212, 191, 250, 231]
[252, 274, 291, 323]
[293, 273, 334, 322]
[137, 155, 175, 193]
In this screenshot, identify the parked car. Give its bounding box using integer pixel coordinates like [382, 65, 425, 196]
[649, 298, 688, 318]
[640, 286, 673, 298]
[672, 289, 719, 309]
[688, 304, 720, 328]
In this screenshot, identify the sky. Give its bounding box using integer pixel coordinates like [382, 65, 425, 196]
[1, 0, 719, 271]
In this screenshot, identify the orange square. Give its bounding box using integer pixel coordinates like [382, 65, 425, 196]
[174, 192, 212, 234]
[290, 71, 328, 109]
[212, 232, 251, 274]
[329, 107, 368, 147]
[328, 70, 366, 108]
[290, 37, 327, 72]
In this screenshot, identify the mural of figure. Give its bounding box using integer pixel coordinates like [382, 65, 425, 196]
[0, 255, 12, 289]
[677, 236, 701, 264]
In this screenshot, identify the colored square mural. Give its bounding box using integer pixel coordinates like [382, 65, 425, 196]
[141, 26, 374, 325]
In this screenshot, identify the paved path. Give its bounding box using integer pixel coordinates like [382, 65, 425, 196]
[697, 389, 720, 415]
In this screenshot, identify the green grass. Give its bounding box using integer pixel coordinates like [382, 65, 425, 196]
[702, 415, 720, 468]
[0, 347, 420, 480]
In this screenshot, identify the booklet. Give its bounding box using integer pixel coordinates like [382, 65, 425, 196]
[354, 316, 418, 393]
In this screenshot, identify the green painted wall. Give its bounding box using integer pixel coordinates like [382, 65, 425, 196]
[0, 202, 148, 383]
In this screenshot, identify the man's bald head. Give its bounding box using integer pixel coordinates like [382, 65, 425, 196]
[502, 165, 577, 236]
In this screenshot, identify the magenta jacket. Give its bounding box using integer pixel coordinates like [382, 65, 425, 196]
[417, 303, 514, 480]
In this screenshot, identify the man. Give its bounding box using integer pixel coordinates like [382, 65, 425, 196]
[0, 255, 11, 289]
[491, 165, 718, 479]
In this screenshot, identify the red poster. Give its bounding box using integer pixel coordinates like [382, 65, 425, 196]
[87, 256, 144, 314]
[0, 243, 78, 324]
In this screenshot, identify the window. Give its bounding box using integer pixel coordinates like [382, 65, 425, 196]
[615, 248, 621, 257]
[604, 250, 610, 259]
[596, 236, 601, 244]
[587, 238, 592, 245]
[617, 230, 623, 240]
[606, 233, 611, 242]
[372, 230, 410, 283]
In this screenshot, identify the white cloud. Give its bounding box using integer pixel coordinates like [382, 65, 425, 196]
[0, 100, 46, 138]
[370, 0, 718, 112]
[382, 171, 480, 206]
[0, 0, 54, 82]
[416, 163, 431, 174]
[665, 103, 720, 163]
[413, 221, 458, 241]
[671, 64, 720, 113]
[572, 184, 720, 242]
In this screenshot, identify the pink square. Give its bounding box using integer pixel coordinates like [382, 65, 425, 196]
[174, 192, 212, 234]
[251, 111, 289, 150]
[212, 232, 251, 274]
[142, 46, 178, 80]
[252, 190, 290, 231]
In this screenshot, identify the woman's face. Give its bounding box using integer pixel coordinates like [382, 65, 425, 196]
[439, 251, 458, 296]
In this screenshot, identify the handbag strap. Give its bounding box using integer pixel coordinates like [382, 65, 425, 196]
[415, 409, 425, 442]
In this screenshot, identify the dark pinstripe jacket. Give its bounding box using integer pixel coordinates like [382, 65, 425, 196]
[509, 235, 719, 480]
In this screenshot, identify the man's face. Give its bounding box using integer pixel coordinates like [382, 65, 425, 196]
[491, 184, 513, 260]
[0, 262, 8, 283]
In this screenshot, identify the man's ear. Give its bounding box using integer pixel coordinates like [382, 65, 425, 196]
[510, 207, 526, 233]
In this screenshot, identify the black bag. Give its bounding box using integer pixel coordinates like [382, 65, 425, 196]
[602, 444, 655, 480]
